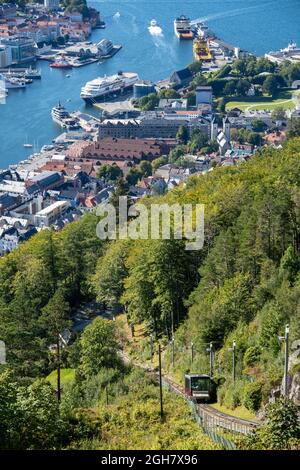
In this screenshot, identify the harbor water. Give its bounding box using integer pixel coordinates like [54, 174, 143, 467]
[0, 0, 300, 168]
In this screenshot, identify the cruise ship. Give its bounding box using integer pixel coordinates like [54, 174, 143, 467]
[51, 102, 80, 130]
[265, 41, 300, 65]
[80, 71, 139, 103]
[173, 15, 194, 39]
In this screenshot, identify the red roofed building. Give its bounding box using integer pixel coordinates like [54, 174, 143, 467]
[264, 131, 287, 147]
[65, 138, 176, 164]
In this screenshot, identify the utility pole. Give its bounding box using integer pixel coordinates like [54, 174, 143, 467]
[284, 324, 289, 397]
[191, 341, 194, 366]
[228, 340, 236, 383]
[56, 334, 61, 403]
[172, 337, 175, 368]
[158, 344, 164, 419]
[150, 334, 153, 363]
[171, 310, 174, 339]
[209, 342, 214, 379]
[206, 342, 214, 379]
[232, 340, 236, 383]
[279, 324, 289, 396]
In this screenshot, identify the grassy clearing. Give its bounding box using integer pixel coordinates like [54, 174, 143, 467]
[69, 370, 222, 450]
[46, 368, 75, 388]
[211, 402, 258, 422]
[116, 315, 259, 423]
[225, 90, 297, 111]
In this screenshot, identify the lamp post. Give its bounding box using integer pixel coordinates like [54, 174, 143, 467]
[191, 341, 194, 366]
[209, 342, 214, 379]
[228, 340, 236, 383]
[279, 324, 289, 397]
[172, 337, 175, 368]
[56, 333, 61, 403]
[150, 334, 153, 363]
[206, 342, 214, 379]
[158, 344, 164, 419]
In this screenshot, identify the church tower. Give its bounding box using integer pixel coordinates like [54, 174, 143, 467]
[223, 116, 231, 142]
[210, 116, 218, 141]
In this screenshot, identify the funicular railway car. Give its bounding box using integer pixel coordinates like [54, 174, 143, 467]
[184, 374, 216, 402]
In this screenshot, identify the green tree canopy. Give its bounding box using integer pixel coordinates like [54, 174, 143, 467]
[96, 164, 123, 182]
[79, 317, 119, 377]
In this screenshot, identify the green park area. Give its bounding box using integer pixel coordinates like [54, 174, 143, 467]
[226, 89, 300, 111]
[46, 368, 75, 388]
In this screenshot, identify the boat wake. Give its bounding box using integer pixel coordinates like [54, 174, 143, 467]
[148, 25, 163, 37]
[193, 1, 276, 24]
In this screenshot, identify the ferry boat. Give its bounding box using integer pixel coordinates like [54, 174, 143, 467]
[24, 67, 41, 79]
[51, 102, 80, 130]
[0, 74, 26, 89]
[80, 71, 139, 103]
[173, 15, 194, 40]
[50, 56, 72, 69]
[2, 67, 41, 80]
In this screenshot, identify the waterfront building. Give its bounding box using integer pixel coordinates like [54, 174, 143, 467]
[133, 80, 155, 99]
[97, 113, 211, 140]
[0, 36, 36, 64]
[14, 23, 60, 44]
[65, 138, 176, 164]
[44, 0, 59, 11]
[169, 68, 193, 88]
[97, 39, 114, 56]
[0, 44, 12, 67]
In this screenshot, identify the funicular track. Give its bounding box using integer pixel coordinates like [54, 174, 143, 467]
[121, 350, 259, 437]
[162, 376, 258, 436]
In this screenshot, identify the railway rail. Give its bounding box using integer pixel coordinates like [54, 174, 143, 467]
[162, 376, 259, 436]
[121, 349, 259, 437]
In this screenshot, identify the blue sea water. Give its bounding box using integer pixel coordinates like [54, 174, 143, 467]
[0, 0, 299, 168]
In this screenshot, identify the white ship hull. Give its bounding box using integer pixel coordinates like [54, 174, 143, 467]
[5, 81, 26, 89]
[80, 72, 139, 102]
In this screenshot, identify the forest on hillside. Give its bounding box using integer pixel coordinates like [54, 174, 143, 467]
[2, 139, 300, 449]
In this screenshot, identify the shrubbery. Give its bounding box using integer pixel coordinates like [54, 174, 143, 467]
[243, 346, 261, 368]
[240, 398, 300, 449]
[243, 382, 262, 412]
